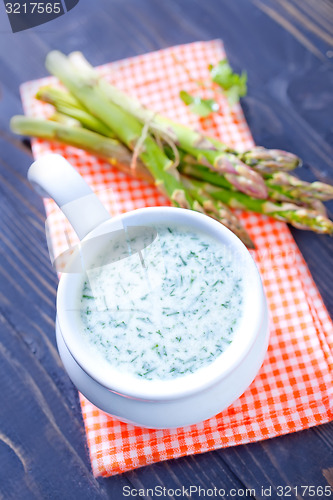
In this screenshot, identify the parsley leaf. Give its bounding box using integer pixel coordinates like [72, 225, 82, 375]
[179, 90, 219, 117]
[209, 59, 247, 105]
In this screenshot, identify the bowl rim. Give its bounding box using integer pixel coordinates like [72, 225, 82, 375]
[57, 206, 266, 401]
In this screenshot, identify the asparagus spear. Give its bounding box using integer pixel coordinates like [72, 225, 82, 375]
[258, 188, 328, 216]
[36, 86, 114, 137]
[265, 172, 333, 201]
[180, 162, 231, 190]
[70, 53, 303, 175]
[240, 147, 301, 173]
[35, 84, 332, 205]
[10, 115, 153, 183]
[11, 50, 333, 238]
[204, 184, 333, 234]
[45, 51, 194, 209]
[36, 77, 300, 184]
[12, 113, 253, 245]
[181, 177, 255, 248]
[180, 161, 333, 215]
[11, 114, 333, 236]
[67, 51, 268, 199]
[23, 80, 323, 205]
[13, 114, 255, 244]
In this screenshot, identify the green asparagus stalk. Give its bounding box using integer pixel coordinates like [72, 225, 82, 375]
[70, 52, 302, 174]
[11, 114, 333, 236]
[180, 161, 333, 216]
[179, 162, 231, 190]
[240, 147, 301, 173]
[13, 115, 247, 241]
[10, 113, 254, 246]
[36, 84, 332, 206]
[10, 50, 333, 239]
[36, 76, 300, 185]
[29, 82, 325, 207]
[181, 176, 255, 248]
[253, 187, 328, 217]
[203, 184, 333, 234]
[10, 115, 152, 183]
[36, 86, 114, 137]
[265, 172, 333, 201]
[67, 51, 268, 199]
[12, 114, 251, 243]
[45, 51, 194, 209]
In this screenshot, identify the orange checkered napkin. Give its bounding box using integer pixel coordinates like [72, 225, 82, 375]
[20, 40, 333, 477]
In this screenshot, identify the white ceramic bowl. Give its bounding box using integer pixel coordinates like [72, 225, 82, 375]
[29, 154, 269, 429]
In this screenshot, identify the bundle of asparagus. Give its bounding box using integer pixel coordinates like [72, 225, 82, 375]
[11, 51, 333, 247]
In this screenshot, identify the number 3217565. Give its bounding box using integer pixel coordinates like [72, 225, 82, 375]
[5, 3, 62, 14]
[277, 485, 332, 497]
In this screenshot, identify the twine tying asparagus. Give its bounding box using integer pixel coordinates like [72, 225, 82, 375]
[130, 114, 154, 173]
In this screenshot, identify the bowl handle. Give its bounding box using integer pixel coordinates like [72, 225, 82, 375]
[28, 154, 110, 240]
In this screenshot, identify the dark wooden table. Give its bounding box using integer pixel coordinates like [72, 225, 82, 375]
[0, 0, 332, 498]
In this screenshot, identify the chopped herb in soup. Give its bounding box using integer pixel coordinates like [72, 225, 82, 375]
[79, 224, 243, 380]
